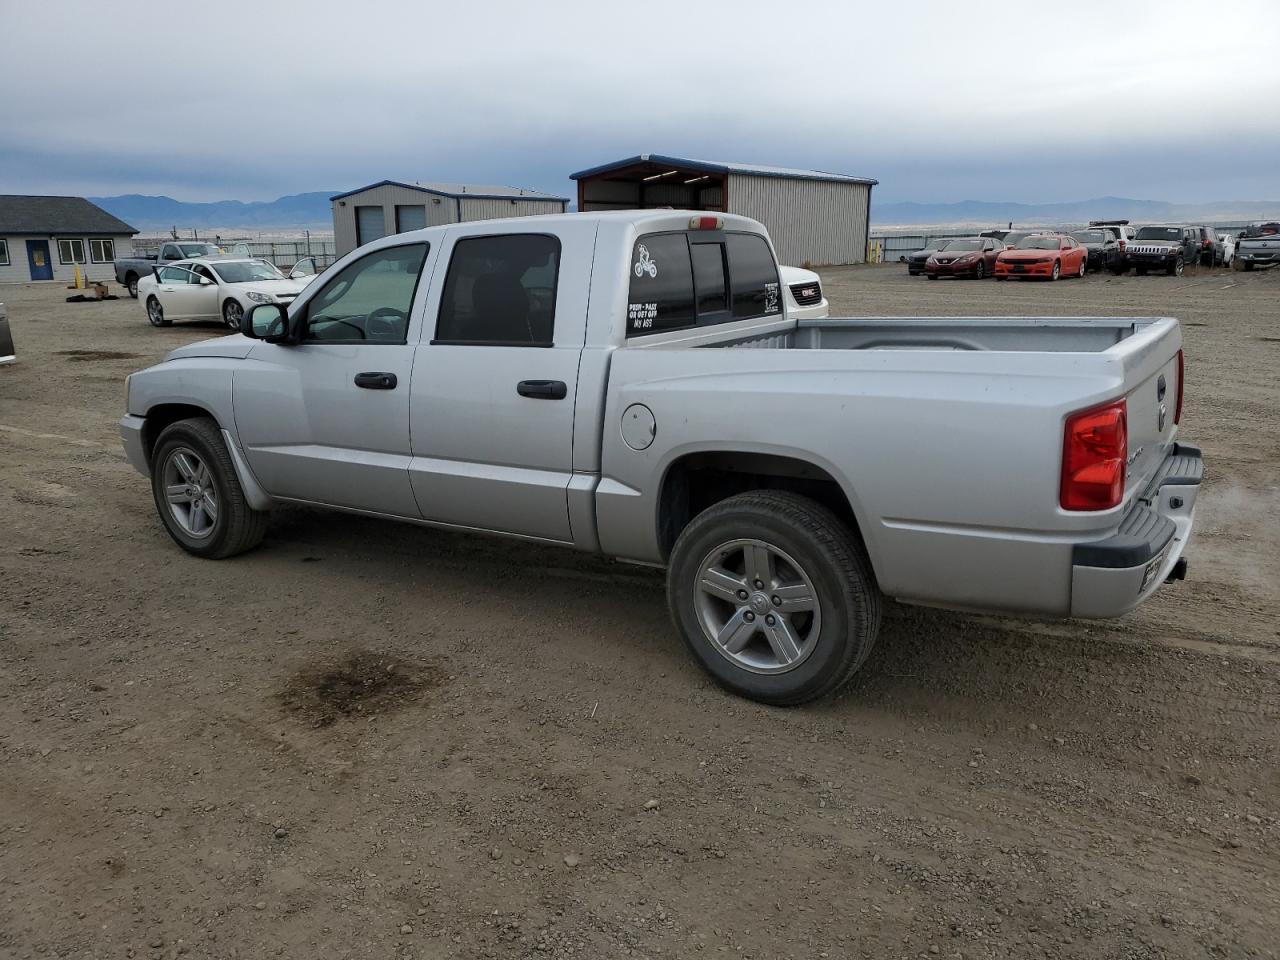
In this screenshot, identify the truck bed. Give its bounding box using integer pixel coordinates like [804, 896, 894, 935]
[697, 316, 1165, 353]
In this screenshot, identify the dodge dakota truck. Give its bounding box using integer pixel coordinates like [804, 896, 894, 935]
[115, 241, 227, 298]
[119, 211, 1201, 705]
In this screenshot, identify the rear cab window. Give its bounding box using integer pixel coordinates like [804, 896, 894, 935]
[627, 230, 781, 337]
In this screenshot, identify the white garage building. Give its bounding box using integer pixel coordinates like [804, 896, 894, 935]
[331, 180, 569, 256]
[571, 154, 877, 266]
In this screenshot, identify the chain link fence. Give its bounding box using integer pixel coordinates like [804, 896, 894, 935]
[132, 237, 338, 270]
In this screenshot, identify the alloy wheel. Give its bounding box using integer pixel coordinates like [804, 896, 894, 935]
[147, 298, 164, 326]
[161, 446, 218, 539]
[224, 300, 244, 330]
[694, 538, 823, 675]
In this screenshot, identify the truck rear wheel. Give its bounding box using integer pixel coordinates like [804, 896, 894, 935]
[150, 417, 268, 559]
[667, 491, 881, 706]
[126, 274, 139, 298]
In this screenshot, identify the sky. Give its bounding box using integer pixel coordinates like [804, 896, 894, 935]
[2, 0, 1278, 205]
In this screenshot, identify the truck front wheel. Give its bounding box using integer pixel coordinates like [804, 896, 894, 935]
[150, 417, 268, 559]
[667, 491, 882, 706]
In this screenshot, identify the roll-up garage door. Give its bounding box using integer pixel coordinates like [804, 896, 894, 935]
[356, 205, 386, 247]
[395, 204, 427, 232]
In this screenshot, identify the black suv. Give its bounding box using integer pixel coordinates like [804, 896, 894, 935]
[1069, 228, 1124, 274]
[1191, 225, 1224, 266]
[1127, 225, 1200, 276]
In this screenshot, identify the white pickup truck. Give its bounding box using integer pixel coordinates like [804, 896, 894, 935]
[120, 211, 1201, 705]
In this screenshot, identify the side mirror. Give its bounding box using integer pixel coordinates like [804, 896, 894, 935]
[242, 302, 291, 342]
[198, 277, 214, 286]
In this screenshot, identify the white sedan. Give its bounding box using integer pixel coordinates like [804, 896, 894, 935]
[137, 257, 317, 330]
[779, 264, 829, 320]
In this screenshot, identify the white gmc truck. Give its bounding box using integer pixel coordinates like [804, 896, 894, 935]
[120, 211, 1201, 705]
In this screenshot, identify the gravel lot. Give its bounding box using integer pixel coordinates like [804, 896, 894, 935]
[2, 264, 1277, 959]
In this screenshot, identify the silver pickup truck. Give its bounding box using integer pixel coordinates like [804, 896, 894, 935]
[120, 211, 1201, 705]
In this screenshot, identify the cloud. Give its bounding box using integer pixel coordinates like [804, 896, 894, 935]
[2, 0, 1278, 203]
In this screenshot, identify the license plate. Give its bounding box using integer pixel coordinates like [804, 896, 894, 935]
[1013, 264, 1026, 272]
[1141, 541, 1172, 592]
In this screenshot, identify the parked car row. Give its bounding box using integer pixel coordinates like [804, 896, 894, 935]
[907, 219, 1267, 281]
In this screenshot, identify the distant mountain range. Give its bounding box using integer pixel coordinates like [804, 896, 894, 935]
[89, 192, 336, 233]
[872, 196, 1280, 228]
[89, 191, 1280, 235]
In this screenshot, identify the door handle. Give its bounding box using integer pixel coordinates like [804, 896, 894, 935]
[354, 371, 397, 390]
[517, 379, 567, 400]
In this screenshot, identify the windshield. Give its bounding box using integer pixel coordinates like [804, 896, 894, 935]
[1135, 227, 1182, 241]
[943, 239, 984, 251]
[179, 243, 221, 257]
[919, 240, 951, 252]
[1002, 232, 1033, 245]
[211, 260, 285, 283]
[1070, 230, 1105, 243]
[1013, 236, 1062, 250]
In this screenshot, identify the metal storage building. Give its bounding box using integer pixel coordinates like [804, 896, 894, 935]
[0, 195, 136, 283]
[570, 154, 877, 266]
[331, 180, 569, 256]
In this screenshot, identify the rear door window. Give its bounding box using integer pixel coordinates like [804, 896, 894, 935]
[434, 234, 560, 346]
[726, 233, 781, 320]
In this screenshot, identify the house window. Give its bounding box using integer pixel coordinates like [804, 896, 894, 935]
[57, 239, 86, 264]
[0, 240, 9, 266]
[89, 239, 116, 263]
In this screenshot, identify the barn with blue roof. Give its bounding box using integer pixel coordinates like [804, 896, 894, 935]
[570, 154, 877, 266]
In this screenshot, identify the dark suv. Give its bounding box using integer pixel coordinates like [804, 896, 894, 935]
[1127, 226, 1199, 276]
[1191, 225, 1224, 266]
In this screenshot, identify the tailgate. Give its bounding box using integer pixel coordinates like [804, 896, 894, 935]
[1121, 338, 1182, 502]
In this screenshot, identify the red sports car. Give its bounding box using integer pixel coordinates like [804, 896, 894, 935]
[994, 234, 1088, 281]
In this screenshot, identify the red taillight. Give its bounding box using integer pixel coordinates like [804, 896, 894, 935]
[689, 216, 723, 231]
[1174, 349, 1184, 425]
[1061, 399, 1127, 511]
[1118, 239, 1126, 251]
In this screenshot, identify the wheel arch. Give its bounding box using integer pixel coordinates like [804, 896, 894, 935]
[656, 449, 875, 571]
[141, 402, 221, 467]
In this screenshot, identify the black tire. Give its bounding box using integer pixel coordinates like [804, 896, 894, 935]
[974, 262, 985, 280]
[1050, 260, 1061, 281]
[150, 417, 268, 559]
[1168, 257, 1184, 277]
[926, 274, 938, 281]
[666, 491, 882, 706]
[222, 298, 244, 331]
[126, 274, 139, 298]
[146, 296, 170, 327]
[1243, 261, 1254, 272]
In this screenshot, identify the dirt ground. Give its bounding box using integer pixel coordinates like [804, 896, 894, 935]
[1, 263, 1277, 960]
